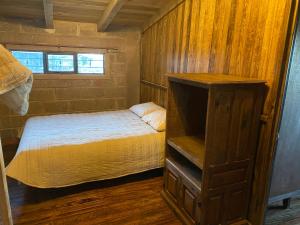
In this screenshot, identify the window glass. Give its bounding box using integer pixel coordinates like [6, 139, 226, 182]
[77, 53, 104, 74]
[11, 51, 44, 73]
[10, 49, 105, 75]
[47, 54, 74, 72]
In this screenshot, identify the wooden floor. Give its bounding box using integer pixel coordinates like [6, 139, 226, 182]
[265, 197, 300, 225]
[4, 169, 182, 225]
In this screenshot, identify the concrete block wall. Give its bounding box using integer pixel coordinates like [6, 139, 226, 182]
[0, 20, 140, 141]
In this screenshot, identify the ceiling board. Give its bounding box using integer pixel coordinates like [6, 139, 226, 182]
[0, 0, 178, 30]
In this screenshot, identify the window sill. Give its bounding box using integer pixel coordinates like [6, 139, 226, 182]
[33, 74, 109, 80]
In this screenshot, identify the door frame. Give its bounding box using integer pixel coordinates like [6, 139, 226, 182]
[261, 0, 300, 223]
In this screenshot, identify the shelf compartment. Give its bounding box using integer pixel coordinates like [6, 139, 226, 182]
[167, 136, 205, 170]
[166, 154, 202, 189]
[166, 146, 202, 188]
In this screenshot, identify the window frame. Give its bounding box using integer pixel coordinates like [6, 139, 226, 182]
[11, 49, 46, 74]
[45, 52, 77, 74]
[77, 53, 105, 75]
[9, 47, 106, 76]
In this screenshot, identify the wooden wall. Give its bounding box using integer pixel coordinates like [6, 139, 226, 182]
[140, 0, 296, 224]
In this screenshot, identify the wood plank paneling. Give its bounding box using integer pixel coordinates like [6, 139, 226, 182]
[141, 0, 292, 111]
[140, 0, 295, 224]
[0, 0, 178, 29]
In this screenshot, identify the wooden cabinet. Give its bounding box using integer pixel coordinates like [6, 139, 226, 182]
[161, 73, 267, 225]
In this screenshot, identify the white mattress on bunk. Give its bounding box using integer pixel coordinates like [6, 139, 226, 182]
[6, 110, 165, 188]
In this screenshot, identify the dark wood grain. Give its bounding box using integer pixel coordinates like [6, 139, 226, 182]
[140, 1, 298, 224]
[0, 0, 178, 30]
[163, 73, 266, 225]
[167, 136, 205, 170]
[6, 170, 182, 225]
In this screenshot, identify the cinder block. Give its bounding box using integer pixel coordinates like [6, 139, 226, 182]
[80, 88, 105, 99]
[113, 77, 127, 86]
[78, 23, 98, 36]
[0, 21, 21, 32]
[21, 24, 49, 34]
[91, 79, 114, 87]
[95, 99, 115, 111]
[28, 102, 46, 115]
[33, 79, 72, 88]
[30, 88, 55, 101]
[115, 98, 127, 109]
[103, 87, 127, 98]
[54, 21, 79, 35]
[110, 63, 126, 75]
[43, 101, 70, 114]
[55, 87, 104, 100]
[116, 53, 126, 63]
[55, 88, 82, 100]
[69, 80, 93, 87]
[31, 34, 59, 46]
[0, 116, 27, 129]
[69, 99, 97, 112]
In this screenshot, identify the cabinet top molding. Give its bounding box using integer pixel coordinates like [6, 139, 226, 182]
[167, 73, 266, 87]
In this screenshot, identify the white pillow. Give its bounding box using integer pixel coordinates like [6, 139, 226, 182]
[142, 109, 166, 132]
[129, 102, 163, 117]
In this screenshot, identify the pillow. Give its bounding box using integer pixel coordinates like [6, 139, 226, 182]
[142, 109, 166, 132]
[129, 102, 163, 117]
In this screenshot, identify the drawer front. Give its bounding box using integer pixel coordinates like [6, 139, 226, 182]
[181, 176, 201, 224]
[165, 160, 180, 203]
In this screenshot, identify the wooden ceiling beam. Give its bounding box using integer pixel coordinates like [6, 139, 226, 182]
[43, 0, 54, 29]
[97, 0, 126, 32]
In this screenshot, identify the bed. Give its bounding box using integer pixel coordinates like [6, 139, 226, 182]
[6, 107, 165, 188]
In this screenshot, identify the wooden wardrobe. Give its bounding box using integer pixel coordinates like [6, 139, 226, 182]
[162, 73, 266, 225]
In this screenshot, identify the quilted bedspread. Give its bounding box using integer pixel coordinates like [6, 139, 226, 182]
[6, 110, 165, 188]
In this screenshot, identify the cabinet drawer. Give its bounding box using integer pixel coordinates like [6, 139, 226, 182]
[165, 159, 181, 203]
[165, 158, 202, 224]
[181, 176, 201, 224]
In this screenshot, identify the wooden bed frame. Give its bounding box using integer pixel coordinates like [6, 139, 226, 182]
[0, 139, 13, 225]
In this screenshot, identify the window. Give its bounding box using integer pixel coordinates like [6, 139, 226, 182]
[78, 53, 104, 74]
[11, 51, 44, 73]
[11, 50, 105, 75]
[47, 54, 75, 72]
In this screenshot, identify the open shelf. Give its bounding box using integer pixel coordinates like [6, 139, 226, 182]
[167, 136, 205, 170]
[163, 73, 266, 225]
[166, 150, 202, 188]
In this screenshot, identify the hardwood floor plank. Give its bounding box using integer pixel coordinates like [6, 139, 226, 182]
[7, 170, 182, 225]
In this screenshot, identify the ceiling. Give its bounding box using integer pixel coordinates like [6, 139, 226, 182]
[0, 0, 178, 31]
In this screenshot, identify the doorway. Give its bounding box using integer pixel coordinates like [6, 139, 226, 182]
[264, 10, 300, 225]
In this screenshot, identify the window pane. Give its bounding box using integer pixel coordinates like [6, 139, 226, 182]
[77, 53, 104, 74]
[11, 51, 44, 73]
[48, 54, 74, 72]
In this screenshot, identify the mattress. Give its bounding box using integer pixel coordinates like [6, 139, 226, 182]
[6, 110, 165, 188]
